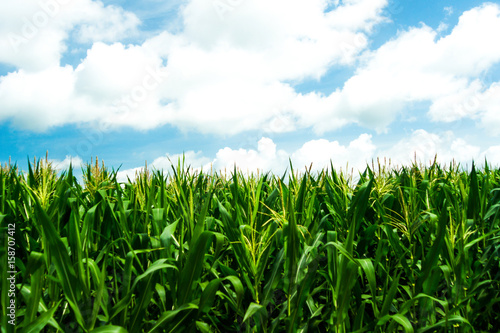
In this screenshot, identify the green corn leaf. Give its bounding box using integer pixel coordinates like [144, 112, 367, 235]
[287, 257, 320, 333]
[379, 314, 414, 333]
[416, 203, 447, 294]
[198, 276, 244, 314]
[467, 163, 480, 220]
[90, 325, 129, 333]
[110, 259, 177, 320]
[33, 196, 87, 329]
[243, 302, 265, 323]
[177, 231, 224, 305]
[261, 248, 285, 306]
[379, 272, 401, 319]
[358, 259, 378, 316]
[19, 300, 62, 333]
[416, 315, 473, 333]
[192, 190, 213, 249]
[21, 252, 45, 326]
[129, 272, 158, 333]
[147, 303, 198, 333]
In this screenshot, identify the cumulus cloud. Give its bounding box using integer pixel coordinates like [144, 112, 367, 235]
[0, 42, 172, 131]
[1, 1, 500, 139]
[480, 145, 500, 166]
[477, 83, 500, 135]
[116, 150, 212, 182]
[0, 0, 387, 132]
[116, 135, 378, 178]
[117, 130, 500, 178]
[429, 81, 500, 136]
[50, 155, 83, 172]
[381, 129, 482, 167]
[0, 0, 139, 71]
[301, 3, 500, 133]
[291, 134, 376, 172]
[0, 65, 78, 130]
[212, 137, 289, 173]
[150, 150, 213, 171]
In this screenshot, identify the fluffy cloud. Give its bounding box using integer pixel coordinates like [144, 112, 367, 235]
[0, 66, 77, 130]
[117, 130, 500, 178]
[212, 137, 289, 173]
[116, 150, 212, 182]
[0, 0, 139, 71]
[480, 145, 500, 166]
[0, 42, 172, 130]
[429, 81, 500, 136]
[0, 0, 387, 132]
[291, 134, 376, 172]
[301, 3, 500, 133]
[117, 135, 375, 178]
[381, 129, 482, 167]
[142, 0, 388, 134]
[1, 1, 500, 138]
[477, 83, 500, 135]
[50, 155, 83, 172]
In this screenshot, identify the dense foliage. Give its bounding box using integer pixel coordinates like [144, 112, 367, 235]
[1, 157, 500, 332]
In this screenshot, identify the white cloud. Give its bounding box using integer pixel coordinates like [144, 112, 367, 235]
[480, 145, 500, 166]
[0, 42, 172, 131]
[117, 130, 500, 178]
[73, 3, 140, 43]
[75, 42, 163, 102]
[149, 0, 387, 134]
[429, 81, 500, 136]
[326, 0, 388, 32]
[0, 0, 140, 71]
[477, 83, 500, 135]
[50, 155, 83, 172]
[294, 3, 500, 134]
[162, 2, 500, 135]
[381, 129, 481, 167]
[120, 135, 375, 177]
[0, 0, 387, 133]
[150, 150, 213, 171]
[116, 150, 212, 182]
[1, 1, 500, 139]
[0, 65, 77, 130]
[212, 137, 289, 174]
[116, 166, 143, 183]
[427, 79, 484, 122]
[291, 134, 376, 172]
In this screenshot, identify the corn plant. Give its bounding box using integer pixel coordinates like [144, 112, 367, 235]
[1, 157, 499, 332]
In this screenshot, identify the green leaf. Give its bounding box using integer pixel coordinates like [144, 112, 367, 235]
[287, 257, 320, 333]
[147, 303, 198, 333]
[90, 325, 129, 333]
[33, 196, 87, 329]
[177, 231, 224, 305]
[198, 276, 244, 314]
[378, 314, 414, 333]
[21, 252, 45, 326]
[243, 302, 265, 323]
[110, 259, 177, 320]
[358, 258, 378, 316]
[467, 163, 480, 220]
[379, 273, 401, 319]
[19, 300, 62, 333]
[417, 315, 472, 333]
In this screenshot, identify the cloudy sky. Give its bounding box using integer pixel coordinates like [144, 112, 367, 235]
[1, 0, 500, 178]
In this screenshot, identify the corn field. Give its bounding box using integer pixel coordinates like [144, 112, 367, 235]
[1, 157, 500, 332]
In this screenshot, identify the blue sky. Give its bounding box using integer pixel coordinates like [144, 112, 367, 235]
[1, 0, 500, 178]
